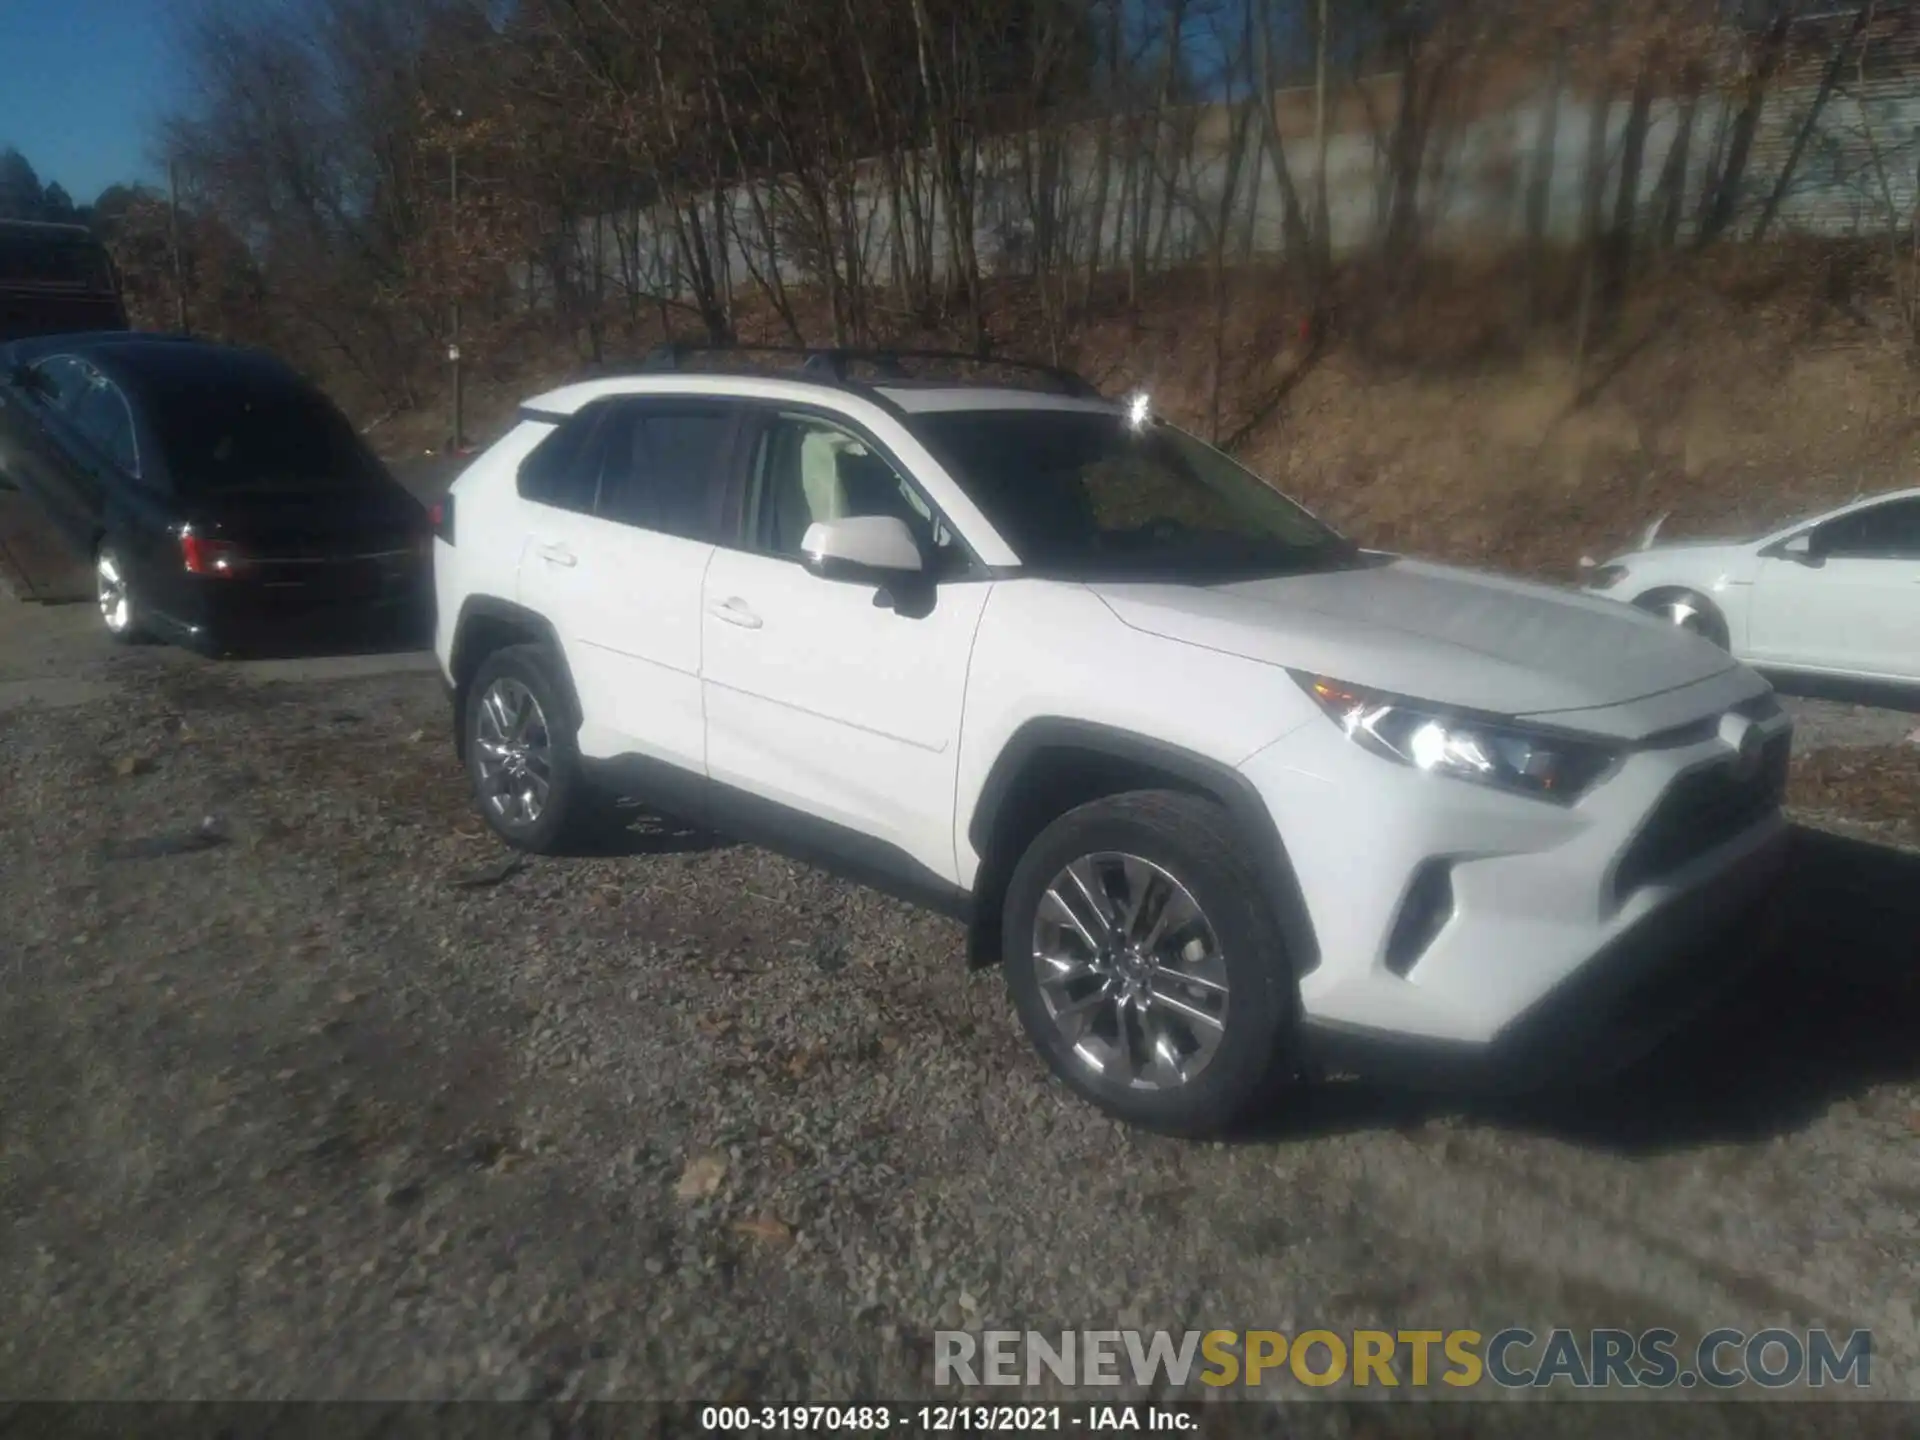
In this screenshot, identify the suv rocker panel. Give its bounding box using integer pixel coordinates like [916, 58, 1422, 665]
[580, 751, 973, 922]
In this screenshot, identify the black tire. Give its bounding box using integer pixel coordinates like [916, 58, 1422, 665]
[1633, 588, 1730, 649]
[464, 643, 606, 854]
[1001, 789, 1298, 1136]
[93, 540, 146, 645]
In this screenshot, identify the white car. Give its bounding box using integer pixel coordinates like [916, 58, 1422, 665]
[429, 347, 1791, 1135]
[1586, 488, 1920, 685]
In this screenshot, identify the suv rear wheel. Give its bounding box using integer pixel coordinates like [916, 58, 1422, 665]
[464, 644, 603, 853]
[1001, 790, 1297, 1135]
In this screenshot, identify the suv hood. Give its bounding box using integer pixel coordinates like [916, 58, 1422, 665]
[1091, 557, 1739, 724]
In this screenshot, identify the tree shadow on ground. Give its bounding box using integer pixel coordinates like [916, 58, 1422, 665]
[1766, 671, 1920, 716]
[206, 611, 434, 662]
[551, 804, 730, 860]
[1256, 826, 1920, 1154]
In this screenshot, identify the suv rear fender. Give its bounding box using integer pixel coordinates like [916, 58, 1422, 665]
[446, 595, 584, 761]
[962, 718, 1321, 976]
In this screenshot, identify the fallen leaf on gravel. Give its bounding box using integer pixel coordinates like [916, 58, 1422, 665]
[447, 853, 527, 889]
[733, 1215, 793, 1246]
[1789, 746, 1920, 844]
[675, 1153, 727, 1201]
[111, 754, 154, 778]
[407, 729, 426, 743]
[785, 1046, 825, 1079]
[695, 1013, 735, 1039]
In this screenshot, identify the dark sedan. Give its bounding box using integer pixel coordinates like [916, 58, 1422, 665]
[0, 334, 431, 653]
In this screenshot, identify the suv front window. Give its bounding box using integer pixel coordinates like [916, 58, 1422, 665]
[744, 413, 965, 572]
[905, 409, 1354, 580]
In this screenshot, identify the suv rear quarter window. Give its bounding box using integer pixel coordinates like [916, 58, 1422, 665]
[516, 408, 606, 514]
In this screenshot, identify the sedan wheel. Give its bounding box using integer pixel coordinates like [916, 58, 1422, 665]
[1637, 590, 1729, 649]
[96, 546, 140, 642]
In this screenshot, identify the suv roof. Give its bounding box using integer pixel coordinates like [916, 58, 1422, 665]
[522, 343, 1120, 424]
[608, 342, 1101, 397]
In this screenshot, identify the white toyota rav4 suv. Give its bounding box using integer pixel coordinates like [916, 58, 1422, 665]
[431, 346, 1792, 1135]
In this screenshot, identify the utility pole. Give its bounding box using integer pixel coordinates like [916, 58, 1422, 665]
[449, 111, 464, 452]
[167, 160, 188, 334]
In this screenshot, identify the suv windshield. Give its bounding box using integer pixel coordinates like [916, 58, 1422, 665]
[905, 409, 1354, 579]
[144, 370, 385, 494]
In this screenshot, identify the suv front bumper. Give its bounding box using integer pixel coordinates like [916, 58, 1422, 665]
[1297, 822, 1787, 1091]
[1240, 692, 1794, 1090]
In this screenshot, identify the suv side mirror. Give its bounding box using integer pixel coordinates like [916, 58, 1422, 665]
[801, 515, 925, 581]
[1779, 532, 1822, 565]
[801, 515, 935, 616]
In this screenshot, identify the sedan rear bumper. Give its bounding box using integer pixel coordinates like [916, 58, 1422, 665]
[155, 567, 432, 655]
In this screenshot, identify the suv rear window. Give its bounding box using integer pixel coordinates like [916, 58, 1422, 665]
[593, 404, 732, 538]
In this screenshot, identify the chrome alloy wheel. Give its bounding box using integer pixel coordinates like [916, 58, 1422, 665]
[1030, 852, 1230, 1091]
[97, 551, 131, 635]
[473, 677, 553, 826]
[1652, 596, 1713, 636]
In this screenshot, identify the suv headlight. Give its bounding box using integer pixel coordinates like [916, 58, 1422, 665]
[1292, 673, 1620, 803]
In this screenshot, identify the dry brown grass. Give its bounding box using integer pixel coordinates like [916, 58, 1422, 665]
[372, 242, 1920, 581]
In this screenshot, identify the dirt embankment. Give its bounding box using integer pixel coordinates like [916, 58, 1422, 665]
[373, 244, 1920, 583]
[1066, 249, 1920, 580]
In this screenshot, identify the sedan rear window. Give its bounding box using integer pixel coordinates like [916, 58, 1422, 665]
[143, 372, 384, 494]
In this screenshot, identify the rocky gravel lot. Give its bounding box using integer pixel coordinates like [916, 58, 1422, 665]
[2, 605, 1919, 1426]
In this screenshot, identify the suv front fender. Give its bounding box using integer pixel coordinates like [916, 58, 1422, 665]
[963, 717, 1321, 976]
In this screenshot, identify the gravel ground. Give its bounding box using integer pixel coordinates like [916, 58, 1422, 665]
[2, 613, 1918, 1419]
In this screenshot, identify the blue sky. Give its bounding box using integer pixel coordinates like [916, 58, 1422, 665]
[0, 0, 178, 203]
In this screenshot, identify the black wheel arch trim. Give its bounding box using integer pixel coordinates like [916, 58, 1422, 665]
[965, 717, 1321, 976]
[448, 595, 584, 760]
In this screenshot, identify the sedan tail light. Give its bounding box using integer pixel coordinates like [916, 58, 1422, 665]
[429, 494, 454, 546]
[181, 532, 248, 577]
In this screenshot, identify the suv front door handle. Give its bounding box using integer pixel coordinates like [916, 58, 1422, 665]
[708, 597, 763, 630]
[536, 543, 577, 568]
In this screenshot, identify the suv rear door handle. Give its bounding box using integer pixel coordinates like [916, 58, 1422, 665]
[708, 597, 763, 629]
[536, 543, 577, 568]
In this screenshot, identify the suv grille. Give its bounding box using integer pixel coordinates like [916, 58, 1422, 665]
[1614, 732, 1790, 898]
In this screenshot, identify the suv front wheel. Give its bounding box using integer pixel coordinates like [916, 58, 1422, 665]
[464, 644, 602, 853]
[1001, 790, 1297, 1136]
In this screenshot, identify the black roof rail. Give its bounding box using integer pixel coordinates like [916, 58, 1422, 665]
[614, 342, 1102, 399]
